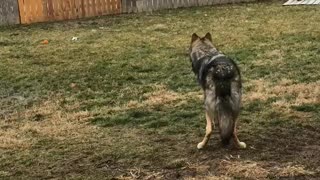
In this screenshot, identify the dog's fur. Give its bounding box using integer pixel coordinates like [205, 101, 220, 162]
[189, 33, 246, 149]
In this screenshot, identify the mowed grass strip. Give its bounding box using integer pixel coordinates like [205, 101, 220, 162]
[0, 2, 319, 179]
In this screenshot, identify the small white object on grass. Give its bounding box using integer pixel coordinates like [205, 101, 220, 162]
[72, 37, 79, 41]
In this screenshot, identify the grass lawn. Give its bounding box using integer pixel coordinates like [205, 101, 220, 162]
[0, 2, 319, 179]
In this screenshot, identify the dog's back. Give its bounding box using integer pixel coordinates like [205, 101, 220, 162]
[190, 33, 242, 146]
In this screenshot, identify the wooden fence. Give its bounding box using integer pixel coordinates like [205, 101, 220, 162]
[0, 0, 254, 25]
[18, 0, 121, 24]
[0, 0, 20, 25]
[123, 0, 253, 13]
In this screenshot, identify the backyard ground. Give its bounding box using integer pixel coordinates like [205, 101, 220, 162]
[0, 2, 319, 179]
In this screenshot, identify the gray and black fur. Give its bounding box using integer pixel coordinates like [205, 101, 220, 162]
[189, 33, 245, 148]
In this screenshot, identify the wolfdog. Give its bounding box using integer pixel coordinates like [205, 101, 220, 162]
[189, 33, 246, 149]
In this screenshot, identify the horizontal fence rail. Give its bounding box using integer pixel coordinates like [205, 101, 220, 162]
[1, 0, 254, 25]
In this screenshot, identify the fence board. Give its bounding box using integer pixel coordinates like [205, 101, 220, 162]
[0, 0, 20, 25]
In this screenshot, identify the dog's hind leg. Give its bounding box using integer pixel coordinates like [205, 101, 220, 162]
[197, 112, 213, 149]
[232, 124, 246, 149]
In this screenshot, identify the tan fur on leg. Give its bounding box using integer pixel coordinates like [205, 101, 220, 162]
[233, 126, 246, 149]
[197, 112, 213, 149]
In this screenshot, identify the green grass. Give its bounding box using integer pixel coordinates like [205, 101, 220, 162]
[1, 2, 320, 179]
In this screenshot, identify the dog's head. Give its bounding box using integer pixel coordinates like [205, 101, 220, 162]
[189, 33, 218, 62]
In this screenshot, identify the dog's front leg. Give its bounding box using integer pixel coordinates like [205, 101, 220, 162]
[197, 112, 213, 149]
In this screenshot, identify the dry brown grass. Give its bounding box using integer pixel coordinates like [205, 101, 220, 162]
[244, 79, 320, 111]
[218, 160, 269, 179]
[216, 160, 316, 179]
[0, 98, 96, 150]
[98, 84, 202, 114]
[254, 49, 285, 67]
[276, 164, 315, 177]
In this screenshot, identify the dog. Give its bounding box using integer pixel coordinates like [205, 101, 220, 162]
[189, 33, 246, 149]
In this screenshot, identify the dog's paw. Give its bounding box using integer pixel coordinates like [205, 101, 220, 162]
[197, 142, 205, 150]
[238, 142, 246, 149]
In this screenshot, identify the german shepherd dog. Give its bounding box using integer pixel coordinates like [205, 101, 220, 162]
[189, 33, 246, 149]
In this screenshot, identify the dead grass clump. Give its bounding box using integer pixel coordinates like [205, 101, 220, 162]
[276, 164, 315, 177]
[244, 79, 272, 102]
[0, 130, 30, 149]
[254, 49, 284, 66]
[218, 160, 269, 179]
[272, 82, 320, 106]
[144, 85, 179, 106]
[146, 24, 168, 31]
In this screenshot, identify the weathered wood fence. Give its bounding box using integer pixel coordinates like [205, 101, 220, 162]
[18, 0, 121, 24]
[0, 0, 20, 25]
[0, 0, 254, 25]
[123, 0, 253, 13]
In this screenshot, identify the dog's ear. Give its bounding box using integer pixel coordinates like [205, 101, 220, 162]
[191, 33, 200, 43]
[204, 32, 212, 42]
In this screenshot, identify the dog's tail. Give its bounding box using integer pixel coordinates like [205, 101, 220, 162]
[216, 99, 235, 145]
[212, 57, 237, 145]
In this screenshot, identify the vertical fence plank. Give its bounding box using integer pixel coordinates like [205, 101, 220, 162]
[112, 0, 118, 14]
[96, 0, 101, 15]
[85, 0, 90, 17]
[166, 0, 171, 9]
[126, 0, 131, 12]
[74, 0, 79, 18]
[148, 0, 152, 11]
[104, 0, 109, 14]
[129, 0, 133, 13]
[111, 0, 117, 14]
[136, 0, 141, 12]
[153, 0, 157, 11]
[17, 0, 24, 23]
[108, 0, 112, 13]
[164, 0, 168, 9]
[121, 0, 126, 12]
[112, 0, 116, 14]
[69, 0, 74, 19]
[162, 0, 166, 9]
[128, 0, 132, 12]
[116, 0, 121, 13]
